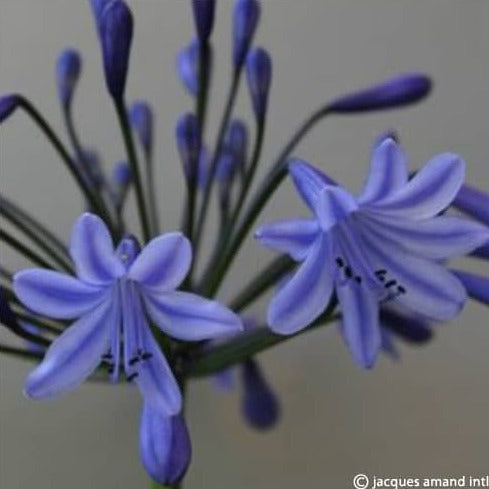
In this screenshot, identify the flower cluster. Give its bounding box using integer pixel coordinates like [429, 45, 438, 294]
[1, 0, 488, 487]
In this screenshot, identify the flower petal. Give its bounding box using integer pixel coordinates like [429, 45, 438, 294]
[358, 213, 489, 259]
[144, 291, 243, 341]
[254, 218, 319, 261]
[337, 280, 381, 369]
[24, 296, 114, 399]
[368, 153, 465, 219]
[472, 243, 489, 260]
[129, 233, 191, 291]
[358, 138, 408, 205]
[359, 224, 467, 321]
[14, 269, 106, 319]
[453, 184, 489, 226]
[315, 186, 358, 231]
[70, 213, 124, 285]
[288, 158, 336, 213]
[267, 234, 334, 335]
[452, 270, 489, 305]
[380, 308, 433, 344]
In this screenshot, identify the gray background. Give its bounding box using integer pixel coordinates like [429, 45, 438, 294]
[1, 1, 488, 488]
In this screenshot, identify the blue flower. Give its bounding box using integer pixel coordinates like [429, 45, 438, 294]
[140, 404, 191, 485]
[255, 137, 489, 368]
[56, 49, 82, 107]
[14, 213, 242, 414]
[452, 270, 489, 306]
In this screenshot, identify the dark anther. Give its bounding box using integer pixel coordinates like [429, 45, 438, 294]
[355, 276, 362, 284]
[107, 366, 114, 374]
[384, 280, 397, 288]
[129, 356, 140, 366]
[127, 372, 139, 382]
[102, 352, 113, 360]
[375, 269, 387, 276]
[345, 266, 353, 278]
[141, 352, 153, 361]
[397, 285, 406, 294]
[336, 257, 344, 267]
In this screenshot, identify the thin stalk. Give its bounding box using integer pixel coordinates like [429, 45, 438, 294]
[115, 101, 152, 242]
[0, 344, 43, 361]
[1, 313, 51, 347]
[13, 310, 64, 335]
[17, 97, 114, 230]
[145, 147, 160, 235]
[1, 228, 58, 270]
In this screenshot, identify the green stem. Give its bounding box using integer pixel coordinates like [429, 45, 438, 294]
[145, 148, 160, 235]
[0, 344, 43, 361]
[115, 101, 152, 242]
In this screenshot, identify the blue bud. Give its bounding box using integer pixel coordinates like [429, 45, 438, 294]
[81, 150, 104, 188]
[233, 0, 260, 69]
[140, 405, 191, 486]
[192, 0, 216, 43]
[176, 113, 201, 182]
[90, 0, 112, 34]
[329, 74, 432, 113]
[246, 47, 271, 120]
[216, 153, 237, 183]
[56, 49, 81, 107]
[129, 101, 153, 156]
[0, 94, 21, 124]
[176, 40, 199, 96]
[380, 309, 433, 344]
[113, 160, 132, 186]
[453, 270, 489, 306]
[196, 146, 210, 189]
[221, 119, 248, 174]
[453, 184, 489, 227]
[241, 360, 280, 430]
[98, 1, 134, 101]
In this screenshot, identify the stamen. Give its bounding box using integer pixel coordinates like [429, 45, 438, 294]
[375, 269, 387, 276]
[336, 257, 344, 267]
[126, 372, 139, 382]
[384, 279, 397, 288]
[397, 285, 406, 294]
[141, 352, 153, 361]
[344, 266, 353, 278]
[355, 276, 362, 284]
[128, 356, 140, 366]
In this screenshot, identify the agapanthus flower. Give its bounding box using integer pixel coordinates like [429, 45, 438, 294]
[255, 137, 489, 368]
[13, 213, 242, 414]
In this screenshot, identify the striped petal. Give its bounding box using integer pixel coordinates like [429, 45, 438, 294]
[452, 270, 489, 305]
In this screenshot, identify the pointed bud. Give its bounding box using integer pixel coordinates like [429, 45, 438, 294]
[246, 47, 271, 120]
[329, 74, 432, 113]
[196, 146, 210, 189]
[453, 270, 489, 306]
[90, 0, 112, 34]
[140, 405, 191, 486]
[241, 360, 280, 430]
[56, 49, 81, 107]
[176, 40, 200, 96]
[129, 101, 153, 157]
[233, 0, 260, 69]
[192, 0, 216, 43]
[380, 309, 433, 344]
[453, 184, 489, 227]
[111, 161, 131, 209]
[82, 150, 105, 188]
[0, 94, 21, 124]
[176, 113, 201, 182]
[98, 1, 134, 101]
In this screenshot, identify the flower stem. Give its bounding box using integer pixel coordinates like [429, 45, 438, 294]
[114, 101, 152, 242]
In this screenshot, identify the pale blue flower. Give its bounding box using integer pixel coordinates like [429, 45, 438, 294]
[255, 137, 489, 368]
[14, 213, 242, 414]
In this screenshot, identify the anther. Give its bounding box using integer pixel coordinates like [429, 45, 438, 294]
[344, 267, 353, 278]
[126, 372, 139, 382]
[336, 257, 344, 267]
[141, 352, 153, 361]
[384, 280, 397, 288]
[355, 276, 362, 284]
[102, 352, 113, 360]
[397, 285, 406, 294]
[375, 269, 387, 276]
[129, 356, 140, 366]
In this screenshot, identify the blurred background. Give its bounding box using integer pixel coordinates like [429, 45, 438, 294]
[1, 1, 488, 488]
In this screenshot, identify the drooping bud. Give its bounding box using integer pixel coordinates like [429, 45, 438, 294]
[98, 1, 134, 101]
[192, 0, 216, 43]
[0, 94, 21, 124]
[56, 49, 82, 107]
[246, 47, 271, 120]
[240, 360, 280, 430]
[176, 113, 201, 182]
[453, 184, 489, 227]
[129, 101, 153, 157]
[380, 309, 433, 344]
[233, 0, 260, 69]
[453, 270, 489, 306]
[139, 405, 191, 486]
[329, 74, 432, 113]
[176, 40, 200, 96]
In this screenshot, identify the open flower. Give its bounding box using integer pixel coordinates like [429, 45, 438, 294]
[14, 213, 242, 414]
[255, 137, 489, 368]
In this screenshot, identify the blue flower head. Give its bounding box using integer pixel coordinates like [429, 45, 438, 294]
[14, 213, 242, 414]
[176, 113, 201, 183]
[56, 49, 82, 107]
[255, 137, 489, 368]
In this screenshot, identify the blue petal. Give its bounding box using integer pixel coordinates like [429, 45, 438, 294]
[337, 280, 381, 369]
[472, 243, 489, 260]
[24, 296, 114, 399]
[452, 270, 489, 305]
[358, 213, 489, 259]
[315, 186, 358, 231]
[70, 213, 124, 285]
[128, 233, 191, 291]
[453, 184, 489, 227]
[267, 234, 333, 335]
[254, 218, 319, 261]
[144, 291, 243, 341]
[359, 224, 467, 321]
[357, 138, 408, 205]
[367, 153, 465, 218]
[139, 406, 191, 485]
[288, 158, 336, 213]
[14, 269, 106, 319]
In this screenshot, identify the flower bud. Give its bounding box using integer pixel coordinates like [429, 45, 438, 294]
[0, 94, 21, 124]
[111, 161, 131, 209]
[90, 0, 112, 34]
[129, 101, 153, 157]
[241, 360, 280, 430]
[453, 270, 489, 306]
[329, 74, 432, 113]
[453, 184, 489, 227]
[98, 1, 134, 101]
[246, 47, 271, 120]
[176, 40, 200, 96]
[56, 49, 81, 107]
[176, 113, 201, 182]
[140, 405, 191, 486]
[233, 0, 260, 69]
[192, 0, 216, 43]
[380, 309, 433, 344]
